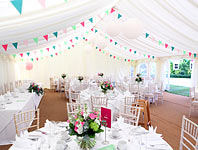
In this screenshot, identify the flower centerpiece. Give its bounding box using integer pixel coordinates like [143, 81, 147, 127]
[61, 73, 66, 79]
[98, 73, 104, 77]
[100, 81, 113, 94]
[27, 83, 43, 96]
[67, 105, 103, 150]
[135, 73, 143, 83]
[78, 76, 84, 82]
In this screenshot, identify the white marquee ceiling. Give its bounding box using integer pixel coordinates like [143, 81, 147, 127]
[0, 0, 197, 60]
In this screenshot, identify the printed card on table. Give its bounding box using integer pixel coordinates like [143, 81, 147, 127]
[101, 107, 111, 128]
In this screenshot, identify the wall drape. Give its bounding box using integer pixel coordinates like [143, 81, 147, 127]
[15, 42, 131, 88]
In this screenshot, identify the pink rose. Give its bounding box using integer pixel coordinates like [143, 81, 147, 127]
[75, 121, 78, 126]
[74, 115, 78, 119]
[74, 126, 78, 132]
[67, 120, 70, 123]
[81, 122, 85, 126]
[106, 85, 108, 87]
[110, 85, 112, 87]
[94, 111, 99, 115]
[89, 113, 97, 119]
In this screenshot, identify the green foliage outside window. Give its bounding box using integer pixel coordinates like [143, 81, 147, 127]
[170, 59, 191, 78]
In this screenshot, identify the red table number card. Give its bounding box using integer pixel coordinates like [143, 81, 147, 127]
[101, 107, 111, 128]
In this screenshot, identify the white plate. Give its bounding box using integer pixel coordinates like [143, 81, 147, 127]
[109, 134, 122, 139]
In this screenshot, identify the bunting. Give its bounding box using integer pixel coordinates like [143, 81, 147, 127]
[12, 42, 18, 49]
[53, 32, 58, 38]
[10, 0, 23, 14]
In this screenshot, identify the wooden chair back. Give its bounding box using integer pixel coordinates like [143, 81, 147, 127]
[14, 109, 39, 136]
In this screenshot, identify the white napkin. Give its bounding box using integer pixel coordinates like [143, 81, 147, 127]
[6, 91, 11, 96]
[149, 126, 157, 134]
[0, 95, 4, 101]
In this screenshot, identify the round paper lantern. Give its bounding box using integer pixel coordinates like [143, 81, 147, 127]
[26, 62, 33, 71]
[96, 36, 108, 49]
[105, 22, 121, 37]
[122, 18, 143, 39]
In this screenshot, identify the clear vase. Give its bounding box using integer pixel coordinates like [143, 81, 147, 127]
[76, 136, 96, 150]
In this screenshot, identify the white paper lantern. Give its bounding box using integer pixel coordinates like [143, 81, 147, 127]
[96, 36, 108, 49]
[106, 22, 121, 37]
[122, 18, 143, 39]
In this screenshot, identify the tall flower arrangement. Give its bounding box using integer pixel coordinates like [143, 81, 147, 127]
[61, 73, 66, 79]
[135, 73, 143, 83]
[67, 105, 103, 149]
[100, 81, 113, 94]
[98, 73, 104, 77]
[27, 83, 43, 96]
[78, 76, 84, 82]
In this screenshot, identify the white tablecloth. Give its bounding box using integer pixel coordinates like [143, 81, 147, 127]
[0, 92, 43, 145]
[9, 121, 173, 150]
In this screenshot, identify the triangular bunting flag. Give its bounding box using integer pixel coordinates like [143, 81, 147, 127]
[55, 53, 58, 56]
[72, 45, 74, 48]
[152, 56, 155, 59]
[70, 39, 73, 43]
[46, 48, 49, 52]
[64, 42, 67, 45]
[115, 42, 118, 45]
[134, 51, 136, 54]
[105, 10, 109, 15]
[95, 29, 98, 33]
[53, 32, 58, 38]
[72, 25, 76, 30]
[145, 33, 149, 38]
[110, 54, 112, 57]
[183, 50, 186, 54]
[144, 54, 146, 57]
[110, 8, 115, 13]
[118, 13, 122, 19]
[158, 40, 162, 45]
[38, 0, 46, 8]
[80, 21, 85, 27]
[68, 47, 70, 50]
[194, 53, 197, 58]
[26, 52, 30, 56]
[10, 0, 23, 14]
[12, 42, 18, 49]
[124, 47, 127, 50]
[110, 39, 113, 43]
[50, 54, 53, 57]
[129, 49, 132, 52]
[148, 55, 150, 58]
[36, 58, 39, 61]
[20, 53, 23, 57]
[64, 0, 67, 3]
[12, 54, 16, 58]
[189, 52, 192, 56]
[75, 37, 78, 40]
[113, 56, 116, 59]
[33, 37, 38, 44]
[91, 28, 94, 32]
[43, 35, 48, 41]
[31, 58, 34, 61]
[165, 43, 168, 48]
[171, 46, 175, 51]
[2, 44, 8, 51]
[89, 18, 93, 23]
[52, 46, 56, 49]
[99, 49, 101, 52]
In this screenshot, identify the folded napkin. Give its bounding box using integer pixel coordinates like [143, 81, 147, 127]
[97, 144, 115, 150]
[149, 126, 157, 134]
[0, 95, 4, 101]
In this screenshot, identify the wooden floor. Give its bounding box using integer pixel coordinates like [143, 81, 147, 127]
[1, 90, 198, 150]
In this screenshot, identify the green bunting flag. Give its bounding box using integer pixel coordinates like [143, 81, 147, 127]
[50, 54, 53, 57]
[145, 33, 149, 38]
[96, 46, 98, 49]
[194, 53, 197, 58]
[40, 50, 43, 53]
[89, 18, 93, 23]
[64, 42, 67, 45]
[26, 52, 30, 56]
[125, 59, 127, 61]
[105, 36, 108, 39]
[31, 58, 33, 61]
[171, 46, 175, 51]
[124, 47, 127, 50]
[64, 0, 67, 3]
[53, 46, 56, 49]
[33, 37, 38, 44]
[183, 50, 186, 54]
[72, 25, 76, 30]
[105, 10, 109, 15]
[158, 40, 162, 45]
[118, 13, 122, 19]
[53, 32, 58, 38]
[86, 31, 89, 34]
[12, 42, 18, 49]
[12, 54, 16, 58]
[144, 54, 146, 57]
[68, 47, 70, 50]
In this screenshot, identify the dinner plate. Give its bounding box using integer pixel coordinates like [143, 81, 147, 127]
[109, 134, 122, 139]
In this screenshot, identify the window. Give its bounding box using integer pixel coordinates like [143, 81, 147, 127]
[138, 63, 147, 77]
[150, 62, 156, 79]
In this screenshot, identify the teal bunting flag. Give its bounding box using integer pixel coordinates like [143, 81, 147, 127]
[171, 46, 175, 51]
[110, 54, 112, 57]
[89, 18, 93, 23]
[52, 46, 56, 49]
[75, 37, 78, 40]
[95, 29, 98, 33]
[96, 47, 98, 49]
[124, 59, 127, 61]
[26, 52, 30, 56]
[50, 54, 53, 57]
[68, 47, 70, 50]
[12, 42, 18, 49]
[53, 32, 58, 38]
[134, 51, 136, 54]
[152, 56, 155, 59]
[194, 53, 197, 58]
[145, 33, 149, 38]
[10, 0, 23, 14]
[118, 13, 122, 19]
[115, 42, 118, 45]
[31, 58, 33, 61]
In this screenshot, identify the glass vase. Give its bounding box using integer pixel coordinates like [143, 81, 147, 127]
[76, 136, 96, 150]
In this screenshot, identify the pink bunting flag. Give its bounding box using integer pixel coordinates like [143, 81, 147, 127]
[38, 0, 46, 8]
[72, 45, 74, 48]
[63, 29, 67, 34]
[165, 43, 168, 48]
[110, 39, 113, 43]
[23, 40, 28, 46]
[85, 39, 88, 41]
[46, 48, 49, 52]
[148, 55, 150, 58]
[80, 21, 85, 27]
[129, 49, 132, 52]
[2, 44, 8, 51]
[99, 49, 101, 52]
[189, 52, 192, 56]
[70, 39, 73, 43]
[55, 53, 58, 56]
[91, 28, 94, 32]
[113, 56, 116, 59]
[36, 58, 39, 61]
[43, 35, 48, 41]
[20, 53, 23, 57]
[110, 8, 115, 13]
[128, 59, 130, 62]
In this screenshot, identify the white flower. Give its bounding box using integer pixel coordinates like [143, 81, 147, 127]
[95, 119, 100, 126]
[84, 112, 89, 118]
[77, 124, 83, 134]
